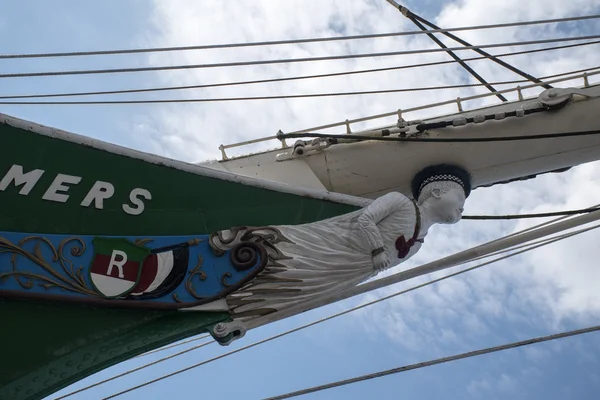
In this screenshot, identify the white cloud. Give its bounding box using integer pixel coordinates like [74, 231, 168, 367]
[467, 377, 492, 397]
[136, 0, 600, 351]
[522, 346, 552, 363]
[497, 373, 519, 393]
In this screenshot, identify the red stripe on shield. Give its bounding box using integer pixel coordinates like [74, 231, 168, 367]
[131, 254, 159, 294]
[90, 253, 141, 282]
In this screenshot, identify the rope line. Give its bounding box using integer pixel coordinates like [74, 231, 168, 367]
[55, 339, 214, 399]
[2, 41, 596, 100]
[0, 80, 574, 105]
[406, 14, 509, 101]
[463, 207, 600, 220]
[264, 324, 600, 399]
[261, 68, 600, 142]
[3, 14, 598, 59]
[391, 1, 553, 89]
[0, 65, 600, 105]
[278, 129, 600, 143]
[100, 222, 599, 399]
[134, 334, 210, 358]
[2, 34, 598, 79]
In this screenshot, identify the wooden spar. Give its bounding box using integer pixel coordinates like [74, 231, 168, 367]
[246, 207, 600, 330]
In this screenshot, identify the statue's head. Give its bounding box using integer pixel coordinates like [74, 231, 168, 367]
[411, 164, 472, 224]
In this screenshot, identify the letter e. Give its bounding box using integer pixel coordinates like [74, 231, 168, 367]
[42, 174, 82, 203]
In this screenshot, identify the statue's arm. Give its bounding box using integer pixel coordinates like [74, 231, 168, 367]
[357, 192, 411, 254]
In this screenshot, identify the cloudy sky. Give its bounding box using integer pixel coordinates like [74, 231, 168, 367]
[2, 0, 600, 399]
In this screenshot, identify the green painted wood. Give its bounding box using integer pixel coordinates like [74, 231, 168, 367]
[0, 120, 362, 400]
[0, 122, 358, 236]
[0, 299, 230, 400]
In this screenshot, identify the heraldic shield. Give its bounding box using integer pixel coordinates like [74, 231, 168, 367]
[89, 238, 152, 298]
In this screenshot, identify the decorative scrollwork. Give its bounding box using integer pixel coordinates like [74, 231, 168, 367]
[209, 226, 290, 253]
[58, 237, 87, 288]
[221, 272, 233, 287]
[0, 236, 97, 296]
[185, 255, 208, 299]
[134, 238, 154, 247]
[230, 242, 266, 272]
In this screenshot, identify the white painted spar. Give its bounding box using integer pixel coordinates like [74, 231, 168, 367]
[210, 84, 600, 199]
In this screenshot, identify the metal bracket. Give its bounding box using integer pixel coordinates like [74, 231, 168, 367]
[538, 88, 594, 108]
[276, 138, 334, 161]
[212, 320, 248, 346]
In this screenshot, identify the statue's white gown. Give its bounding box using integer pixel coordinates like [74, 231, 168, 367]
[225, 192, 425, 318]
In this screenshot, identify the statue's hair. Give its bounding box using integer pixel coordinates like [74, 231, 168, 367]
[411, 163, 472, 200]
[416, 180, 463, 205]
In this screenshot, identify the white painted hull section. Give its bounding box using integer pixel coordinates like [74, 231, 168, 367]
[204, 85, 600, 199]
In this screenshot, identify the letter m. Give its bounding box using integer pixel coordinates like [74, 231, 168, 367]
[0, 164, 45, 195]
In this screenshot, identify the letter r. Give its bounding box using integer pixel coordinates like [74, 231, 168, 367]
[106, 250, 127, 278]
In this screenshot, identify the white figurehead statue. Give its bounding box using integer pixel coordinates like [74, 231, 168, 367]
[211, 164, 472, 319]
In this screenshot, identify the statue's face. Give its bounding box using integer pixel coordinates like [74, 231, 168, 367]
[433, 187, 466, 224]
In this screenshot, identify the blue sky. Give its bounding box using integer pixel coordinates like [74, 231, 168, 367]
[2, 0, 600, 399]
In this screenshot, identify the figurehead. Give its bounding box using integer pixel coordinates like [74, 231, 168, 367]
[411, 164, 472, 225]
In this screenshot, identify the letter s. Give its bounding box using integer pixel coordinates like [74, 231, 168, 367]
[122, 188, 151, 216]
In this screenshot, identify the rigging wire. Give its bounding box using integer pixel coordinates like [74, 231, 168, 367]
[389, 1, 553, 89]
[1, 65, 597, 105]
[464, 201, 600, 262]
[462, 206, 600, 220]
[1, 34, 598, 79]
[402, 10, 509, 101]
[264, 324, 600, 399]
[134, 334, 211, 358]
[463, 200, 600, 267]
[3, 14, 598, 59]
[264, 69, 600, 142]
[468, 222, 600, 263]
[277, 129, 600, 143]
[54, 339, 214, 400]
[98, 223, 598, 399]
[3, 41, 597, 100]
[0, 78, 592, 105]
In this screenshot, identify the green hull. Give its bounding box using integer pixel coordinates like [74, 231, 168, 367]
[0, 116, 358, 236]
[0, 114, 363, 400]
[0, 300, 229, 400]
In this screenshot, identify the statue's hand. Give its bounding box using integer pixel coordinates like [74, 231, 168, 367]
[372, 251, 390, 272]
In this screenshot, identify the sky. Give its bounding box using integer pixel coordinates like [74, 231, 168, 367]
[2, 0, 600, 399]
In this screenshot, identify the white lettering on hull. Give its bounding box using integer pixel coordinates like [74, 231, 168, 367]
[80, 181, 115, 209]
[42, 173, 82, 202]
[0, 164, 44, 195]
[0, 164, 152, 216]
[122, 188, 152, 216]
